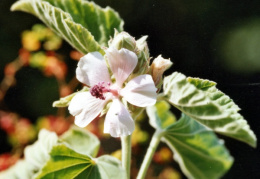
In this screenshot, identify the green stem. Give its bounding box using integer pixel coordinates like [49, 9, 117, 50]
[121, 135, 132, 179]
[137, 131, 162, 179]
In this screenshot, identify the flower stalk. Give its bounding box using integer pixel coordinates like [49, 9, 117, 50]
[121, 135, 132, 179]
[137, 130, 163, 179]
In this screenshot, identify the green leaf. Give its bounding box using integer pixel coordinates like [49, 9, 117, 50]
[164, 114, 234, 179]
[11, 0, 124, 54]
[163, 72, 257, 147]
[53, 87, 89, 107]
[187, 77, 216, 90]
[60, 126, 100, 157]
[36, 144, 127, 179]
[147, 103, 234, 179]
[147, 100, 176, 130]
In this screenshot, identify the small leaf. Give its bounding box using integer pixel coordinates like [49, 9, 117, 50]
[163, 72, 257, 147]
[11, 0, 124, 54]
[60, 126, 100, 157]
[187, 77, 216, 90]
[35, 144, 127, 179]
[52, 92, 77, 107]
[147, 103, 234, 179]
[53, 87, 89, 107]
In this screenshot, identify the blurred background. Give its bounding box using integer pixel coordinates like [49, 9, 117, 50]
[0, 0, 259, 178]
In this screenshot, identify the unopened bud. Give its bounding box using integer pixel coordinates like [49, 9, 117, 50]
[109, 31, 136, 51]
[151, 55, 173, 88]
[132, 36, 150, 75]
[136, 36, 149, 60]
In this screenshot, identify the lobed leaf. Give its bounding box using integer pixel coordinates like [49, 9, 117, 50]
[147, 103, 234, 179]
[35, 144, 127, 179]
[163, 72, 257, 147]
[163, 114, 234, 179]
[60, 126, 100, 157]
[11, 0, 124, 54]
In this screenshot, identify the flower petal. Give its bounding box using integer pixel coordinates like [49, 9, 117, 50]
[76, 52, 111, 86]
[106, 48, 138, 87]
[68, 92, 107, 127]
[104, 99, 135, 137]
[120, 75, 157, 107]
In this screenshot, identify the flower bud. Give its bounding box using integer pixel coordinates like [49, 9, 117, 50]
[151, 55, 173, 88]
[109, 31, 151, 77]
[133, 36, 150, 75]
[109, 31, 136, 51]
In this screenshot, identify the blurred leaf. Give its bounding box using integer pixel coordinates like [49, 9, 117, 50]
[147, 100, 176, 130]
[147, 103, 234, 179]
[216, 18, 260, 73]
[163, 72, 257, 147]
[60, 126, 100, 157]
[0, 129, 59, 178]
[35, 144, 127, 179]
[0, 160, 33, 179]
[24, 129, 58, 171]
[11, 0, 124, 54]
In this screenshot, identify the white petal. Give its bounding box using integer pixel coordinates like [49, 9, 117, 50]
[106, 48, 138, 87]
[104, 99, 135, 137]
[76, 52, 111, 86]
[68, 92, 107, 127]
[120, 75, 157, 107]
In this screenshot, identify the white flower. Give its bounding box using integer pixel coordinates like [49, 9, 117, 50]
[68, 48, 157, 137]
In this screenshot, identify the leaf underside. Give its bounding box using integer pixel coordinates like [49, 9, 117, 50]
[11, 0, 124, 54]
[163, 72, 257, 147]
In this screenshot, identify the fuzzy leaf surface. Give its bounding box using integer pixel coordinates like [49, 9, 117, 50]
[163, 72, 257, 147]
[11, 0, 124, 54]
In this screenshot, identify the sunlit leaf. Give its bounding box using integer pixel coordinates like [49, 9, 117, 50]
[163, 72, 257, 147]
[147, 103, 234, 179]
[187, 77, 216, 90]
[164, 114, 233, 179]
[35, 144, 127, 179]
[11, 0, 124, 54]
[60, 126, 100, 157]
[147, 100, 176, 130]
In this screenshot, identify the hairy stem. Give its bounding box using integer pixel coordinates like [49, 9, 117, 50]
[121, 135, 132, 179]
[137, 131, 162, 179]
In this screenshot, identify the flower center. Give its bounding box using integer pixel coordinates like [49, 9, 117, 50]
[90, 82, 111, 100]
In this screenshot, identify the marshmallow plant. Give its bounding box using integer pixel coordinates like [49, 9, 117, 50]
[6, 0, 256, 179]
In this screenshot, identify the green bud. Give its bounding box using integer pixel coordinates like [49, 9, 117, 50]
[109, 31, 151, 77]
[109, 31, 136, 51]
[132, 36, 150, 75]
[136, 36, 149, 60]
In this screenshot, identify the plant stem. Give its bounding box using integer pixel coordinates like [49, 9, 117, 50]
[137, 131, 162, 179]
[121, 135, 132, 179]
